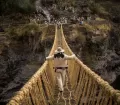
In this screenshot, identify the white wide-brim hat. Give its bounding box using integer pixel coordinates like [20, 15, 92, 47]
[55, 47, 64, 54]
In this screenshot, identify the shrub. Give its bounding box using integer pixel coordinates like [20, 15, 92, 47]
[84, 23, 95, 32]
[70, 28, 86, 45]
[89, 3, 108, 16]
[7, 22, 41, 37]
[97, 24, 111, 31]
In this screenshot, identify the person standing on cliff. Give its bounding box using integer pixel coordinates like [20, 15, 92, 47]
[46, 47, 76, 92]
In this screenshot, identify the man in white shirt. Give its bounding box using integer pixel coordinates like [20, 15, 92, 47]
[46, 47, 75, 92]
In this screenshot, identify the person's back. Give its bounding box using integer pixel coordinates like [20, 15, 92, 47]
[46, 47, 75, 92]
[54, 58, 67, 67]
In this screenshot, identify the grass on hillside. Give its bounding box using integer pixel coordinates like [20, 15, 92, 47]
[41, 25, 55, 43]
[6, 22, 47, 37]
[89, 3, 109, 17]
[84, 22, 111, 33]
[97, 24, 111, 31]
[70, 25, 86, 44]
[97, 1, 120, 19]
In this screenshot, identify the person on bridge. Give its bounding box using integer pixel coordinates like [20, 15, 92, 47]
[46, 47, 76, 92]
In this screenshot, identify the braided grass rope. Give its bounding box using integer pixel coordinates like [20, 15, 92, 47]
[61, 25, 120, 105]
[7, 25, 58, 105]
[7, 25, 120, 105]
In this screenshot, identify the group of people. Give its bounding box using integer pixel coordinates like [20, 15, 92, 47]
[32, 14, 94, 25]
[52, 17, 68, 24]
[78, 16, 85, 25]
[44, 18, 68, 26]
[46, 47, 76, 92]
[77, 15, 93, 25]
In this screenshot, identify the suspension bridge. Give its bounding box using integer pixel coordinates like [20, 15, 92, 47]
[7, 25, 120, 105]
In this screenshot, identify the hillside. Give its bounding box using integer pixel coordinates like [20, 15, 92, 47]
[0, 0, 120, 104]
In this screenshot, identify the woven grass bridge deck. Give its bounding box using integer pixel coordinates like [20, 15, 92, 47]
[7, 25, 120, 105]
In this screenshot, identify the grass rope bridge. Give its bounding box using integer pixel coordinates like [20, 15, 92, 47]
[7, 25, 120, 105]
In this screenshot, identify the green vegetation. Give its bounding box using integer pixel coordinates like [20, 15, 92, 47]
[84, 23, 95, 32]
[84, 22, 111, 33]
[70, 25, 86, 45]
[7, 22, 42, 37]
[97, 24, 111, 31]
[95, 1, 120, 22]
[89, 2, 108, 17]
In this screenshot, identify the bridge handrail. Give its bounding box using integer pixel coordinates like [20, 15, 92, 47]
[7, 25, 58, 105]
[60, 25, 120, 105]
[7, 24, 120, 105]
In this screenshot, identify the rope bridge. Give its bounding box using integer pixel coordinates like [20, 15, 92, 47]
[7, 25, 120, 105]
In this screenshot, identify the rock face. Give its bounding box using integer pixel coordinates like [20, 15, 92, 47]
[35, 0, 91, 23]
[34, 0, 120, 91]
[63, 23, 120, 90]
[0, 30, 52, 104]
[83, 26, 120, 88]
[111, 75, 120, 89]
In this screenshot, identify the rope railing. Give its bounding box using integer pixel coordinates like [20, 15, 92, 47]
[7, 24, 120, 105]
[60, 25, 120, 105]
[7, 25, 58, 105]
